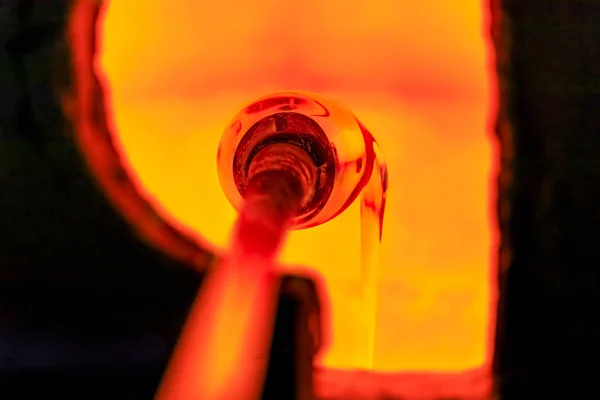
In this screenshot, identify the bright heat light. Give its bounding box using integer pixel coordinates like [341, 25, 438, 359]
[98, 0, 496, 374]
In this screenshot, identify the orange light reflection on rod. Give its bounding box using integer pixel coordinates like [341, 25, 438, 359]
[156, 194, 294, 399]
[155, 257, 279, 400]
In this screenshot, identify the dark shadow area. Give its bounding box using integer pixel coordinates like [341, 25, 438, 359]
[0, 1, 202, 396]
[493, 0, 600, 397]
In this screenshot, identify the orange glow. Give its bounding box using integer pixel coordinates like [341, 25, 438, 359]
[156, 256, 279, 400]
[97, 0, 496, 384]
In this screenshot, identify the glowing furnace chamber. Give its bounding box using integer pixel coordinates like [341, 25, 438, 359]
[97, 0, 496, 374]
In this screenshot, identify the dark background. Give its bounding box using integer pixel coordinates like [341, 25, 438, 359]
[492, 0, 600, 396]
[0, 0, 202, 396]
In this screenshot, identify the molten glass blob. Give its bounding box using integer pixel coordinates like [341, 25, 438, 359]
[217, 91, 378, 230]
[217, 91, 388, 370]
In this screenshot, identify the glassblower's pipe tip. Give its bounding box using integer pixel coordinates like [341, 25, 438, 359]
[233, 142, 318, 260]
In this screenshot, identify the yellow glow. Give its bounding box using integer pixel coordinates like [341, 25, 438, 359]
[98, 0, 495, 373]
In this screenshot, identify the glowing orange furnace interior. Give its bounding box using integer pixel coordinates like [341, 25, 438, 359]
[97, 0, 497, 375]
